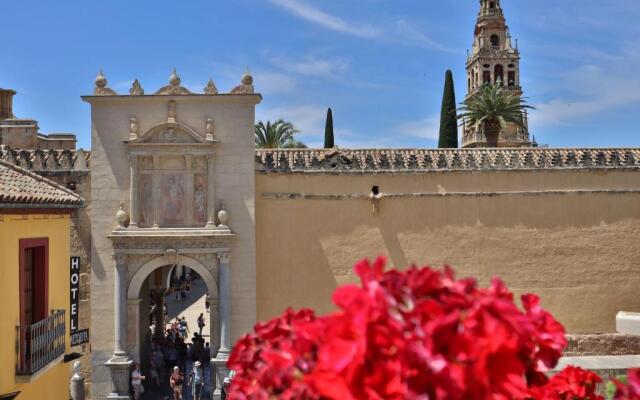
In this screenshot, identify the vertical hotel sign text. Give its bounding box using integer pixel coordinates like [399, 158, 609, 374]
[70, 256, 80, 332]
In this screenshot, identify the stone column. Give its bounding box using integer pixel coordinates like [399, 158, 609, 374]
[128, 155, 139, 228]
[105, 253, 132, 400]
[205, 154, 216, 228]
[212, 252, 231, 400]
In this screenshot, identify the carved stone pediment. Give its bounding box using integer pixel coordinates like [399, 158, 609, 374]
[130, 122, 208, 145]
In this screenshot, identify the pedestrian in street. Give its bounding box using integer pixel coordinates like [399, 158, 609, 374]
[197, 313, 205, 335]
[205, 292, 210, 311]
[189, 360, 205, 400]
[179, 316, 189, 340]
[170, 365, 184, 400]
[150, 348, 163, 387]
[131, 362, 145, 400]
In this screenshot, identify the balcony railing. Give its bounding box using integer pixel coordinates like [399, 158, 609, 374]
[15, 309, 65, 375]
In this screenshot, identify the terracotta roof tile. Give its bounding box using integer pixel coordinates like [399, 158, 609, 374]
[0, 159, 84, 207]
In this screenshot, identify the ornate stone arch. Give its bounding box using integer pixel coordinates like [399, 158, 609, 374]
[127, 254, 217, 300]
[132, 121, 207, 144]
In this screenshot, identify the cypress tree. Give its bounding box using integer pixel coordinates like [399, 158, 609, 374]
[438, 70, 459, 148]
[324, 107, 334, 148]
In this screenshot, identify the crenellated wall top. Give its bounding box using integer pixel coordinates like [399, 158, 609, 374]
[0, 145, 90, 172]
[256, 148, 640, 173]
[4, 146, 640, 174]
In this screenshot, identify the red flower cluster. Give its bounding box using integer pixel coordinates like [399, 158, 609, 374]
[227, 257, 603, 399]
[614, 369, 640, 399]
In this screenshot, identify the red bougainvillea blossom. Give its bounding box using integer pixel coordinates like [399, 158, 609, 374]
[614, 369, 640, 399]
[227, 257, 604, 400]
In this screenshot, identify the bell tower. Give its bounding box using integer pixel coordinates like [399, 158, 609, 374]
[462, 0, 533, 148]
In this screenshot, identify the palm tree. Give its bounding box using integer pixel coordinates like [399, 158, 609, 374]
[255, 120, 305, 148]
[457, 84, 533, 147]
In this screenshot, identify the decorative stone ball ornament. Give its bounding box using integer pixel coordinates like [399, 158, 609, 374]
[94, 70, 117, 96]
[217, 201, 229, 230]
[115, 202, 128, 229]
[129, 117, 139, 140]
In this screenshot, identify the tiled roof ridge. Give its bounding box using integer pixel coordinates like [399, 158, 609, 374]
[255, 148, 640, 172]
[0, 159, 84, 207]
[0, 146, 90, 172]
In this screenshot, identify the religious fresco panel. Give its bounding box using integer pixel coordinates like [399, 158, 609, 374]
[161, 173, 186, 226]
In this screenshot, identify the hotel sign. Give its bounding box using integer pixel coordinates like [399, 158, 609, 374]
[70, 257, 80, 332]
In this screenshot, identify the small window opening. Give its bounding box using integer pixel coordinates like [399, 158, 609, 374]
[494, 64, 504, 84]
[490, 34, 500, 48]
[483, 71, 491, 84]
[489, 2, 496, 8]
[371, 186, 380, 196]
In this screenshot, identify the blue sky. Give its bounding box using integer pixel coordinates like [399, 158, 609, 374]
[2, 0, 639, 149]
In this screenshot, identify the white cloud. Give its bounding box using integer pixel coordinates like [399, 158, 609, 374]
[252, 71, 298, 95]
[270, 55, 350, 77]
[531, 62, 640, 129]
[268, 0, 379, 39]
[395, 115, 441, 140]
[268, 0, 455, 53]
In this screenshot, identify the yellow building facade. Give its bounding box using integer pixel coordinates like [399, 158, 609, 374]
[0, 160, 83, 400]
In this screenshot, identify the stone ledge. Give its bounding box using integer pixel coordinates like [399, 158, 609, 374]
[565, 333, 640, 357]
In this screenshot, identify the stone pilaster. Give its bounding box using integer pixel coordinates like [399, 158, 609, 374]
[206, 154, 216, 228]
[128, 155, 139, 228]
[105, 253, 132, 399]
[212, 252, 231, 400]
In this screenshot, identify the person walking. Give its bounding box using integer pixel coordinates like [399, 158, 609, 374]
[189, 360, 205, 400]
[197, 313, 205, 336]
[131, 362, 145, 400]
[179, 316, 189, 340]
[170, 366, 184, 400]
[150, 348, 163, 387]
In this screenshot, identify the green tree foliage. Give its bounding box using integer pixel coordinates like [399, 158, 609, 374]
[457, 83, 533, 147]
[255, 119, 306, 148]
[324, 108, 334, 148]
[438, 70, 458, 148]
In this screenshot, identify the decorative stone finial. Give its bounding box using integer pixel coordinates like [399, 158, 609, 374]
[154, 68, 192, 95]
[204, 78, 219, 95]
[205, 118, 214, 141]
[241, 69, 253, 85]
[95, 70, 107, 88]
[115, 202, 128, 229]
[129, 79, 144, 96]
[94, 70, 117, 96]
[230, 69, 255, 94]
[129, 117, 139, 140]
[216, 201, 229, 231]
[169, 68, 181, 87]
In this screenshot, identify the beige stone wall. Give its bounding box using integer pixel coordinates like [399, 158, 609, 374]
[256, 168, 640, 333]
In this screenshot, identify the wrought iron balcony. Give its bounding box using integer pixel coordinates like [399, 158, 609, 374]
[15, 309, 65, 375]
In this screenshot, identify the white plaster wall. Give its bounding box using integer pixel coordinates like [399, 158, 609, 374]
[87, 94, 259, 399]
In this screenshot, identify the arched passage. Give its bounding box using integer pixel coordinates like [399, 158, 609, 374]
[126, 254, 220, 390]
[128, 255, 218, 300]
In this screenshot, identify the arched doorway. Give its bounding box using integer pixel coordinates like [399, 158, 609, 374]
[127, 255, 219, 399]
